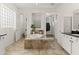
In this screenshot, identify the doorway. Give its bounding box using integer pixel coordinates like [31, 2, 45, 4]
[46, 15, 55, 38]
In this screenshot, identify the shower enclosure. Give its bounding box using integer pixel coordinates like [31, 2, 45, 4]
[46, 15, 55, 38]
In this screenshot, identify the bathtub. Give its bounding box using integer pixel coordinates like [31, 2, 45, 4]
[27, 34, 45, 39]
[25, 34, 49, 49]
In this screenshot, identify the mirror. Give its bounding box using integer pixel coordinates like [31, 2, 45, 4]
[32, 13, 41, 28]
[64, 16, 72, 34]
[72, 9, 79, 31]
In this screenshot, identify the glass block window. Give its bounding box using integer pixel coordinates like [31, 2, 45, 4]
[0, 4, 16, 29]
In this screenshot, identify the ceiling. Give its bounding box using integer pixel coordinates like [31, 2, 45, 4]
[14, 3, 58, 9]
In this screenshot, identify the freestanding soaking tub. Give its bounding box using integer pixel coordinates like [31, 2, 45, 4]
[28, 34, 44, 39]
[24, 34, 49, 49]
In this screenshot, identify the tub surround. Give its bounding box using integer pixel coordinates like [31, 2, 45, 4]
[31, 30, 44, 34]
[27, 34, 44, 39]
[25, 34, 47, 49]
[24, 40, 49, 49]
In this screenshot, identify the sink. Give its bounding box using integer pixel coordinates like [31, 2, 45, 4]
[72, 31, 79, 34]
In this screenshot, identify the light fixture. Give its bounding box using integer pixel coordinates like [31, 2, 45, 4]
[50, 3, 55, 5]
[46, 13, 51, 16]
[35, 3, 38, 6]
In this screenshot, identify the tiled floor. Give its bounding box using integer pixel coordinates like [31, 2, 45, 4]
[5, 38, 68, 55]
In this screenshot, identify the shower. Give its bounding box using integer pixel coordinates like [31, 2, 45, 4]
[46, 15, 55, 37]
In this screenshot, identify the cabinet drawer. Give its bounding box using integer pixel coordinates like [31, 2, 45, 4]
[72, 37, 79, 55]
[0, 36, 7, 48]
[72, 37, 78, 42]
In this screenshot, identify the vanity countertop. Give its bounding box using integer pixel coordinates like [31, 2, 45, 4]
[62, 33, 79, 38]
[25, 34, 46, 40]
[0, 34, 7, 37]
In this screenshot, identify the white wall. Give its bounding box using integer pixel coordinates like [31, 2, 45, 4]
[41, 13, 46, 35]
[26, 13, 32, 37]
[15, 9, 24, 41]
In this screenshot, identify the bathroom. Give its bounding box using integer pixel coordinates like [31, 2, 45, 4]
[1, 3, 79, 55]
[1, 0, 79, 59]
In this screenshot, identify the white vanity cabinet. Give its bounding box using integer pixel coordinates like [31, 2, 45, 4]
[0, 34, 7, 54]
[61, 34, 79, 55]
[0, 37, 5, 54]
[61, 34, 79, 54]
[1, 35, 7, 48]
[62, 35, 72, 54]
[72, 37, 79, 55]
[56, 33, 63, 46]
[60, 34, 65, 47]
[56, 33, 71, 54]
[56, 33, 79, 55]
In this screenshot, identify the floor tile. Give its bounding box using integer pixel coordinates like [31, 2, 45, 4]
[5, 38, 68, 55]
